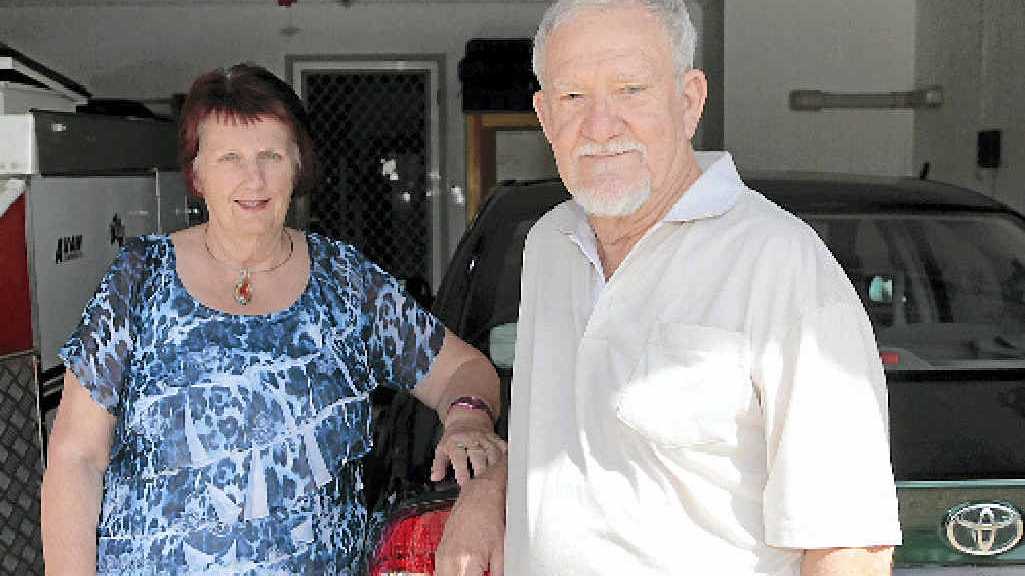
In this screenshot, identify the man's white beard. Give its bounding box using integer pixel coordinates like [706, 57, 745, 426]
[570, 177, 651, 217]
[568, 140, 651, 217]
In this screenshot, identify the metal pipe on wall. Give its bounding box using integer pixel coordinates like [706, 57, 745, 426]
[790, 86, 944, 111]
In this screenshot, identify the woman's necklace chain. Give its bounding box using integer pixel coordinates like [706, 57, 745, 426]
[202, 224, 294, 306]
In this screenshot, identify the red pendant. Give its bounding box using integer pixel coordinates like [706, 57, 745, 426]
[234, 270, 253, 306]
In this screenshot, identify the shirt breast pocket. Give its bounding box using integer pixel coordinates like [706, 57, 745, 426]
[616, 323, 752, 449]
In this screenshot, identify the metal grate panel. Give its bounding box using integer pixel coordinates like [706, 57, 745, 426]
[305, 70, 431, 283]
[0, 352, 43, 575]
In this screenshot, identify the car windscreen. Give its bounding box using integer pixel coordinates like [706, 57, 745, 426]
[801, 211, 1025, 370]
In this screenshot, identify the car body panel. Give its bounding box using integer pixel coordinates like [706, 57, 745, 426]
[897, 481, 1025, 565]
[895, 568, 1025, 575]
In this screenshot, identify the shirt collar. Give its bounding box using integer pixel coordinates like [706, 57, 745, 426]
[563, 201, 605, 279]
[662, 151, 744, 223]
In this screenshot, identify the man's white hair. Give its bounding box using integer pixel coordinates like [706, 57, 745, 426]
[532, 0, 698, 88]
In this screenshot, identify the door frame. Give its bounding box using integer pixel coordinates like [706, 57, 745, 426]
[286, 54, 447, 288]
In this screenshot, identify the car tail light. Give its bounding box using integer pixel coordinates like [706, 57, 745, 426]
[370, 507, 449, 575]
[880, 351, 900, 366]
[369, 504, 490, 576]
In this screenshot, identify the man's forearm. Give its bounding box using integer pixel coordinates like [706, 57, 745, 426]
[435, 456, 507, 576]
[801, 546, 893, 576]
[463, 455, 507, 496]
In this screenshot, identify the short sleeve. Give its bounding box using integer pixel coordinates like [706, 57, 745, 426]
[59, 239, 146, 415]
[758, 255, 902, 548]
[362, 260, 445, 392]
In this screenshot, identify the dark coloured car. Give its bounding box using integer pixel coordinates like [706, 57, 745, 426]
[364, 174, 1025, 575]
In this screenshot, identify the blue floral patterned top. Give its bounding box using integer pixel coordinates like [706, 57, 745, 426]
[60, 233, 444, 576]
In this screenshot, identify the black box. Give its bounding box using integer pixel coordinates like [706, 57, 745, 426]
[978, 129, 1002, 169]
[458, 38, 540, 112]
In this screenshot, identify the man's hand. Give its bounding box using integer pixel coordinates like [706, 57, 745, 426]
[801, 546, 894, 575]
[431, 409, 507, 486]
[434, 459, 507, 576]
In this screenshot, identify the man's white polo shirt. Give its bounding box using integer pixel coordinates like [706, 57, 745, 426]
[505, 152, 902, 576]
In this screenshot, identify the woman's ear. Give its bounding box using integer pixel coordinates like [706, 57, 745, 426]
[291, 142, 302, 194]
[190, 159, 205, 198]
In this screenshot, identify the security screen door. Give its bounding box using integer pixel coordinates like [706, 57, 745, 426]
[288, 57, 443, 287]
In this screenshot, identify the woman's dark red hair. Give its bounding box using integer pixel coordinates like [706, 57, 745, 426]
[178, 63, 318, 197]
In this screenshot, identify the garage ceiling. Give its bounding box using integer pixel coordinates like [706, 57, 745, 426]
[0, 0, 552, 5]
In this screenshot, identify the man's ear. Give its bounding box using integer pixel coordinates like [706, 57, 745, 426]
[533, 90, 553, 144]
[679, 69, 708, 141]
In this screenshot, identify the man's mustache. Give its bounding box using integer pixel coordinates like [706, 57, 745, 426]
[574, 140, 647, 158]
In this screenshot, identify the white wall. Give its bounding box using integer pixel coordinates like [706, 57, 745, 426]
[0, 2, 550, 257]
[915, 0, 1025, 211]
[724, 0, 917, 176]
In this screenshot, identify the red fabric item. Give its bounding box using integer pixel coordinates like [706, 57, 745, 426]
[0, 195, 33, 355]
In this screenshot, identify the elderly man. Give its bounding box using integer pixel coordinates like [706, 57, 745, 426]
[505, 0, 903, 574]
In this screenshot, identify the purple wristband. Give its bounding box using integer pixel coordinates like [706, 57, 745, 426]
[446, 395, 496, 424]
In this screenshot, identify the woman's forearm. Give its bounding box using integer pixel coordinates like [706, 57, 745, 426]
[42, 372, 114, 575]
[414, 331, 501, 424]
[436, 356, 501, 425]
[41, 455, 104, 576]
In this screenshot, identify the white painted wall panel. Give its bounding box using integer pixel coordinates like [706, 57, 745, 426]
[725, 0, 917, 176]
[915, 0, 1025, 211]
[986, 0, 1025, 212]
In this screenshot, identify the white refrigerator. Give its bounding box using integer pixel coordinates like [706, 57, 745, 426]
[0, 109, 189, 408]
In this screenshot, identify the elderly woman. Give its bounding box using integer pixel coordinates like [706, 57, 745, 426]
[41, 63, 505, 575]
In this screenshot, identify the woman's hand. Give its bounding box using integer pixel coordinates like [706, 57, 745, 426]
[431, 409, 507, 486]
[414, 330, 505, 486]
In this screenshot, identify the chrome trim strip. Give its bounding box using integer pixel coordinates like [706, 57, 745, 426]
[898, 480, 1025, 489]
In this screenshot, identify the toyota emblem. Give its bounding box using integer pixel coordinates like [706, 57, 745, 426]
[944, 502, 1023, 556]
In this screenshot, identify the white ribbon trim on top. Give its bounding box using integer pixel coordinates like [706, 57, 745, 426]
[0, 179, 25, 220]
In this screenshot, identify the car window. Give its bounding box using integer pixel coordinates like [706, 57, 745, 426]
[804, 212, 1025, 368]
[472, 209, 1025, 372]
[489, 322, 517, 369]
